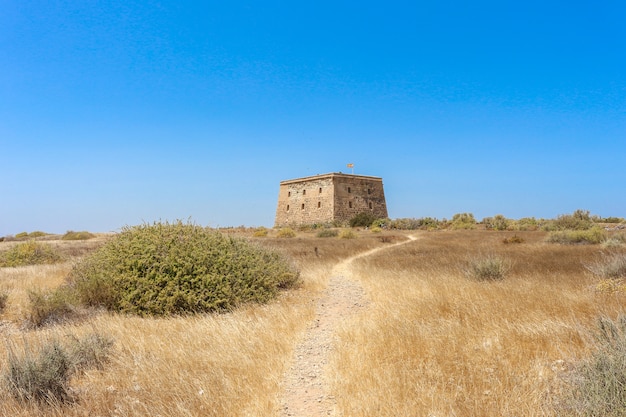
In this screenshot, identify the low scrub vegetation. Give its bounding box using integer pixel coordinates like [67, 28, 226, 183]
[483, 214, 511, 230]
[316, 229, 338, 238]
[0, 241, 62, 267]
[502, 234, 525, 244]
[26, 288, 79, 328]
[3, 333, 113, 405]
[464, 254, 511, 281]
[339, 229, 356, 239]
[586, 252, 626, 280]
[62, 231, 95, 241]
[349, 212, 378, 228]
[276, 227, 296, 238]
[14, 231, 49, 240]
[252, 227, 268, 237]
[450, 212, 477, 229]
[546, 227, 606, 245]
[65, 221, 300, 316]
[561, 316, 626, 416]
[544, 209, 594, 231]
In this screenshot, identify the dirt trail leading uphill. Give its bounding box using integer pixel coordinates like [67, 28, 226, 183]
[279, 235, 417, 417]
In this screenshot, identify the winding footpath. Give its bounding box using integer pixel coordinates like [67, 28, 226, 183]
[279, 235, 417, 417]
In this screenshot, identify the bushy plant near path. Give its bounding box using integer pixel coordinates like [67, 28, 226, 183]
[66, 221, 300, 316]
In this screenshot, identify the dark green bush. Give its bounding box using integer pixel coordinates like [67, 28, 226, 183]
[0, 241, 62, 267]
[349, 212, 378, 228]
[65, 221, 300, 316]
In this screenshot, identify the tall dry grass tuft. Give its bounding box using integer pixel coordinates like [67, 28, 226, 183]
[329, 230, 623, 416]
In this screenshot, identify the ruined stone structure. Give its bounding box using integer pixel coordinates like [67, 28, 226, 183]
[274, 173, 388, 227]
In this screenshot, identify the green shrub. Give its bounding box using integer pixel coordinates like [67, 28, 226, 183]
[561, 316, 626, 416]
[276, 227, 296, 238]
[349, 212, 377, 228]
[545, 209, 594, 231]
[370, 226, 382, 233]
[451, 213, 476, 230]
[339, 229, 356, 239]
[62, 231, 95, 241]
[252, 227, 268, 237]
[465, 254, 510, 281]
[3, 333, 113, 405]
[14, 232, 29, 239]
[483, 214, 510, 231]
[371, 218, 390, 228]
[0, 241, 62, 267]
[514, 217, 539, 231]
[389, 217, 440, 230]
[316, 229, 338, 238]
[65, 221, 300, 316]
[546, 227, 606, 245]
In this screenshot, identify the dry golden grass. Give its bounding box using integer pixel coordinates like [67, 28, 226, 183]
[329, 230, 624, 416]
[0, 232, 399, 416]
[1, 230, 621, 416]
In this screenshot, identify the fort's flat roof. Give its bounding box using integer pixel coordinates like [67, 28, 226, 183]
[279, 172, 383, 185]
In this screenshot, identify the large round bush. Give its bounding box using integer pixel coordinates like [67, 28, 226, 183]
[66, 221, 299, 316]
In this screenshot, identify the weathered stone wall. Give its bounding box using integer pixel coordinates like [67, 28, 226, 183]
[274, 173, 388, 227]
[332, 174, 388, 223]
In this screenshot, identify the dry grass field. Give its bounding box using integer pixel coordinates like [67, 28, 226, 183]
[0, 229, 624, 416]
[330, 230, 624, 416]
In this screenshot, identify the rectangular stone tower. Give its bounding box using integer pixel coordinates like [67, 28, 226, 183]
[274, 173, 388, 227]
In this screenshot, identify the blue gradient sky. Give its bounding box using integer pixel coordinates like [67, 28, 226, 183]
[2, 1, 625, 234]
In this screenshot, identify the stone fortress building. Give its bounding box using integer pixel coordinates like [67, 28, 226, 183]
[274, 173, 388, 227]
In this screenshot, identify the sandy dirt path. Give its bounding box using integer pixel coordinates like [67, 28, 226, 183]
[279, 235, 416, 417]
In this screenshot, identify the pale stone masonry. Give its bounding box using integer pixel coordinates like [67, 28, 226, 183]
[274, 173, 388, 227]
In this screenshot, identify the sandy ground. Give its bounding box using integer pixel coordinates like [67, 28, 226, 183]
[279, 236, 416, 417]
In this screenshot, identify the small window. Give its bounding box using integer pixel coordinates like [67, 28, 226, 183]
[301, 203, 305, 210]
[349, 202, 353, 208]
[367, 188, 371, 194]
[348, 187, 351, 193]
[319, 187, 322, 193]
[286, 205, 290, 211]
[303, 189, 306, 195]
[288, 191, 291, 197]
[369, 202, 373, 209]
[317, 202, 321, 208]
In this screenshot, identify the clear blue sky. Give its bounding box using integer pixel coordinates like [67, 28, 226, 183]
[2, 1, 625, 234]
